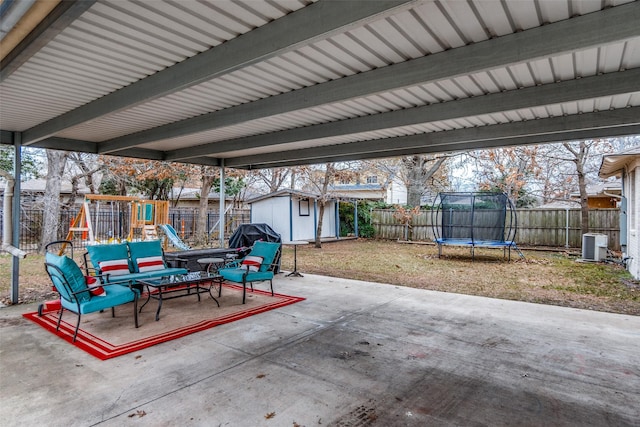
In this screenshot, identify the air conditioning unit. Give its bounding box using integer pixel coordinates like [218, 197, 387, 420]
[582, 233, 608, 261]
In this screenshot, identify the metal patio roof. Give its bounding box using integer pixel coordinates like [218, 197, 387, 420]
[1, 0, 639, 170]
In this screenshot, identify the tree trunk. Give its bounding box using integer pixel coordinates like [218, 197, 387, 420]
[195, 166, 216, 245]
[315, 200, 325, 248]
[40, 150, 68, 253]
[575, 153, 589, 235]
[314, 164, 335, 248]
[563, 141, 590, 234]
[404, 156, 423, 207]
[402, 155, 446, 207]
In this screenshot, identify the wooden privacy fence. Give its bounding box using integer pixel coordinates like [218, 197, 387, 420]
[370, 208, 621, 250]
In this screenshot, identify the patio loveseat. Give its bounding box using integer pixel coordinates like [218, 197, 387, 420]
[83, 240, 188, 284]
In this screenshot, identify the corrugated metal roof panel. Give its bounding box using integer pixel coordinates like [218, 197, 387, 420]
[1, 0, 638, 168]
[0, 0, 311, 131]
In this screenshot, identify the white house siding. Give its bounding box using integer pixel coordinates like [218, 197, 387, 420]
[386, 180, 408, 205]
[627, 165, 639, 279]
[314, 200, 337, 240]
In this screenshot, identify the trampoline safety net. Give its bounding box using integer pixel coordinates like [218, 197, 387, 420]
[431, 192, 520, 260]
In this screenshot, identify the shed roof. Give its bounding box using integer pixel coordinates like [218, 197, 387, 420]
[1, 0, 639, 169]
[247, 189, 326, 204]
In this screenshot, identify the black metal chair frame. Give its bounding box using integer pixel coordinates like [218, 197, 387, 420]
[44, 261, 139, 342]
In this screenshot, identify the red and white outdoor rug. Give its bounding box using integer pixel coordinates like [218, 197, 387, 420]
[23, 283, 304, 360]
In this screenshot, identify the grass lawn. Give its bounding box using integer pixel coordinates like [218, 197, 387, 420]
[2, 239, 638, 315]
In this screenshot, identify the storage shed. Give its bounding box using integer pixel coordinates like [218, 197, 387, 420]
[248, 190, 338, 242]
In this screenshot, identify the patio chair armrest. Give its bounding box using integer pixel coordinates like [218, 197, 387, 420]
[97, 279, 133, 287]
[70, 280, 137, 299]
[224, 260, 242, 269]
[265, 261, 280, 272]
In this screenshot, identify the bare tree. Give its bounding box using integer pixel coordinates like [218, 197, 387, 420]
[63, 153, 103, 208]
[562, 141, 593, 235]
[40, 150, 68, 253]
[299, 163, 357, 248]
[401, 155, 448, 207]
[468, 147, 541, 207]
[251, 168, 292, 193]
[313, 163, 335, 248]
[195, 165, 217, 245]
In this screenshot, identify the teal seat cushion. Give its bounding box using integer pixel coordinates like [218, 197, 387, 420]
[219, 268, 274, 283]
[46, 253, 90, 302]
[127, 240, 164, 273]
[61, 283, 135, 314]
[247, 241, 280, 272]
[86, 243, 130, 271]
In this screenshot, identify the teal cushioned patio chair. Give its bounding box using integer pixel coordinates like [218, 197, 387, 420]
[45, 252, 139, 342]
[218, 241, 281, 304]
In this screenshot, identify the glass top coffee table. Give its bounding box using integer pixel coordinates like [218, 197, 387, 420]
[137, 271, 223, 321]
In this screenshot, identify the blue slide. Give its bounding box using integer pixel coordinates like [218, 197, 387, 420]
[159, 224, 191, 250]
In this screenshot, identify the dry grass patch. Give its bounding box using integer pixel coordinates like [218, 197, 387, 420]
[2, 239, 638, 315]
[281, 239, 639, 316]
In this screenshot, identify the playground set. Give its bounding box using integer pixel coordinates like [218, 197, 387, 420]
[39, 195, 193, 316]
[65, 194, 190, 250]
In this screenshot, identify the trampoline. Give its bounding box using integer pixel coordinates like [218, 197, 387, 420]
[431, 192, 522, 261]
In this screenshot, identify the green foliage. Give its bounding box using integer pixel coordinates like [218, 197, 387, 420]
[484, 184, 536, 208]
[339, 200, 390, 238]
[98, 178, 120, 195]
[133, 177, 174, 200]
[213, 177, 245, 196]
[0, 146, 42, 180]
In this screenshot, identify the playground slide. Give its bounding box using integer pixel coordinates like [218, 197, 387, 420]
[159, 224, 191, 250]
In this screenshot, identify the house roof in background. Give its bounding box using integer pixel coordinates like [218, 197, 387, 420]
[1, 1, 639, 170]
[577, 181, 623, 198]
[599, 146, 640, 178]
[332, 184, 383, 191]
[5, 178, 91, 195]
[169, 187, 234, 201]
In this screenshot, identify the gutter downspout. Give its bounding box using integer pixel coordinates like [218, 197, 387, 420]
[606, 186, 627, 253]
[1, 172, 26, 258]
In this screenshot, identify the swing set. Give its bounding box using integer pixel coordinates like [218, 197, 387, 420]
[65, 194, 170, 246]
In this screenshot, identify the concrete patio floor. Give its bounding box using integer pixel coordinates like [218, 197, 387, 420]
[1, 273, 639, 426]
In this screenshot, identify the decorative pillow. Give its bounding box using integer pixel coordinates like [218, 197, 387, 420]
[85, 276, 105, 297]
[98, 259, 131, 276]
[240, 255, 263, 272]
[137, 256, 166, 273]
[128, 240, 163, 273]
[86, 243, 129, 271]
